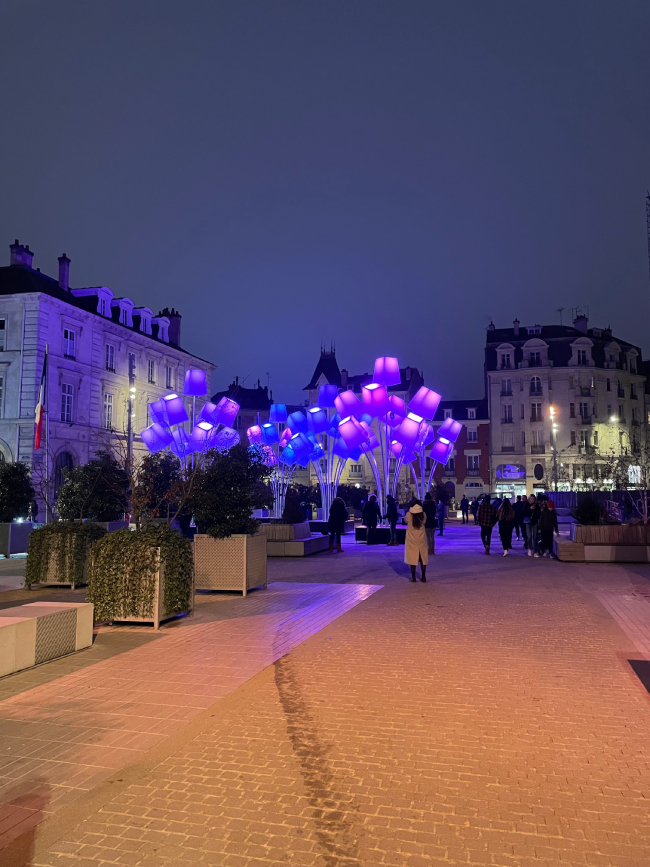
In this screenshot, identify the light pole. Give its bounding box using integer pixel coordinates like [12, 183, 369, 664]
[550, 405, 558, 491]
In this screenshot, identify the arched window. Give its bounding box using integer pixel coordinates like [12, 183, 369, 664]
[530, 376, 542, 396]
[54, 451, 74, 499]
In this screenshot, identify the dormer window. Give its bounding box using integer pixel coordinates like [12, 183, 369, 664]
[133, 307, 153, 335]
[527, 326, 541, 335]
[99, 298, 107, 316]
[151, 315, 170, 343]
[444, 409, 452, 420]
[111, 298, 135, 327]
[120, 308, 127, 324]
[467, 408, 476, 419]
[70, 286, 114, 317]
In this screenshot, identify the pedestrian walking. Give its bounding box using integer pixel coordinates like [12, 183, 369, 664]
[521, 494, 536, 555]
[477, 494, 497, 554]
[538, 499, 560, 558]
[362, 494, 382, 545]
[470, 497, 479, 524]
[436, 498, 447, 536]
[496, 497, 515, 556]
[528, 495, 541, 557]
[513, 495, 523, 540]
[404, 502, 428, 582]
[327, 496, 348, 553]
[460, 495, 470, 524]
[385, 494, 399, 546]
[423, 492, 437, 554]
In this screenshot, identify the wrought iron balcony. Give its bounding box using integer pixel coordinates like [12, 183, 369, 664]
[578, 444, 596, 455]
[530, 445, 545, 454]
[466, 468, 481, 476]
[501, 389, 512, 396]
[579, 387, 591, 396]
[617, 388, 625, 398]
[501, 446, 515, 453]
[442, 467, 456, 477]
[529, 388, 543, 397]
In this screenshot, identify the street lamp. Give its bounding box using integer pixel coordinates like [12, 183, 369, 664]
[549, 406, 558, 490]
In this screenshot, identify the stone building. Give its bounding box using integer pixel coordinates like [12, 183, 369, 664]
[486, 315, 647, 497]
[0, 240, 214, 504]
[429, 399, 490, 502]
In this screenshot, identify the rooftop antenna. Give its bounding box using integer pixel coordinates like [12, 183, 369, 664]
[557, 307, 564, 325]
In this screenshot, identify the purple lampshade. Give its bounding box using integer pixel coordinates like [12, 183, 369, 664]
[183, 368, 207, 397]
[338, 415, 368, 450]
[162, 393, 189, 425]
[436, 417, 463, 443]
[261, 445, 278, 467]
[359, 420, 379, 450]
[261, 423, 279, 445]
[279, 427, 292, 447]
[170, 428, 190, 458]
[332, 436, 351, 459]
[269, 403, 287, 423]
[212, 397, 239, 427]
[334, 389, 363, 419]
[287, 411, 308, 434]
[416, 422, 436, 450]
[381, 394, 407, 425]
[408, 386, 441, 420]
[212, 427, 240, 451]
[430, 438, 454, 465]
[318, 384, 338, 407]
[393, 412, 424, 448]
[149, 399, 168, 426]
[373, 356, 401, 387]
[307, 406, 329, 434]
[390, 440, 416, 463]
[362, 383, 390, 417]
[188, 421, 215, 452]
[247, 425, 263, 444]
[198, 401, 218, 424]
[279, 444, 296, 465]
[141, 423, 173, 454]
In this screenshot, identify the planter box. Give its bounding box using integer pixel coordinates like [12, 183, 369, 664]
[258, 522, 311, 541]
[194, 532, 267, 595]
[33, 528, 106, 589]
[570, 524, 650, 545]
[0, 522, 34, 557]
[0, 602, 93, 676]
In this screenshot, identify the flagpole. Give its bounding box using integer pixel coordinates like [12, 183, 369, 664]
[44, 343, 49, 525]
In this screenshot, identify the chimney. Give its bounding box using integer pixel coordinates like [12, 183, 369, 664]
[9, 240, 34, 268]
[513, 318, 520, 336]
[341, 368, 348, 388]
[487, 320, 495, 331]
[573, 314, 588, 334]
[167, 308, 182, 346]
[58, 254, 70, 291]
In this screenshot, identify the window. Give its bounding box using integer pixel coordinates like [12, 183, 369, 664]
[447, 457, 455, 471]
[502, 431, 514, 450]
[61, 383, 73, 422]
[129, 352, 136, 380]
[444, 408, 452, 420]
[502, 405, 513, 423]
[148, 359, 155, 384]
[520, 404, 524, 419]
[501, 378, 512, 396]
[606, 378, 611, 391]
[580, 430, 588, 446]
[106, 343, 115, 371]
[521, 431, 526, 447]
[593, 404, 597, 418]
[103, 393, 113, 429]
[579, 402, 589, 420]
[120, 308, 127, 325]
[467, 455, 479, 470]
[570, 402, 575, 418]
[165, 366, 173, 389]
[63, 328, 76, 359]
[570, 431, 576, 446]
[54, 451, 74, 499]
[569, 375, 574, 388]
[532, 430, 543, 446]
[467, 427, 477, 442]
[349, 463, 362, 476]
[619, 403, 624, 419]
[577, 349, 588, 365]
[607, 405, 612, 418]
[527, 326, 541, 335]
[467, 408, 476, 419]
[500, 353, 512, 369]
[631, 384, 637, 399]
[632, 407, 638, 423]
[99, 298, 107, 317]
[0, 375, 4, 418]
[530, 376, 542, 396]
[530, 402, 542, 422]
[529, 351, 541, 366]
[0, 319, 5, 351]
[594, 430, 599, 447]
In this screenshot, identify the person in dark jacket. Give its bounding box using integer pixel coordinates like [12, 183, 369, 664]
[385, 495, 399, 546]
[423, 493, 438, 553]
[496, 498, 515, 556]
[470, 497, 480, 524]
[460, 495, 470, 524]
[529, 495, 542, 557]
[513, 495, 523, 540]
[538, 499, 559, 558]
[477, 495, 497, 554]
[362, 494, 382, 545]
[328, 497, 348, 553]
[435, 498, 447, 536]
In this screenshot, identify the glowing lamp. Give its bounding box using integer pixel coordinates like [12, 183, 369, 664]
[279, 444, 296, 464]
[279, 427, 292, 447]
[394, 412, 423, 448]
[310, 443, 325, 461]
[416, 422, 436, 450]
[262, 446, 278, 467]
[430, 438, 454, 465]
[183, 368, 207, 397]
[170, 428, 190, 458]
[318, 384, 338, 407]
[408, 386, 441, 420]
[198, 401, 218, 424]
[328, 412, 341, 434]
[289, 432, 311, 459]
[212, 397, 239, 427]
[390, 441, 416, 463]
[436, 417, 463, 443]
[359, 420, 379, 449]
[334, 389, 363, 419]
[362, 382, 389, 417]
[212, 427, 240, 451]
[261, 423, 279, 445]
[287, 411, 308, 433]
[141, 423, 173, 454]
[373, 356, 401, 386]
[381, 394, 407, 425]
[247, 425, 263, 444]
[338, 415, 368, 450]
[188, 421, 215, 451]
[269, 403, 287, 423]
[162, 393, 189, 425]
[149, 399, 168, 426]
[307, 406, 329, 434]
[332, 436, 351, 459]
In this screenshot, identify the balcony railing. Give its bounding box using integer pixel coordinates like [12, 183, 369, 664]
[64, 353, 76, 361]
[106, 364, 116, 372]
[501, 389, 512, 396]
[501, 446, 515, 453]
[578, 444, 596, 455]
[631, 392, 638, 400]
[529, 415, 543, 423]
[530, 445, 545, 454]
[442, 467, 456, 477]
[579, 387, 591, 396]
[529, 388, 543, 396]
[578, 414, 591, 424]
[466, 468, 481, 476]
[617, 388, 625, 398]
[631, 419, 641, 427]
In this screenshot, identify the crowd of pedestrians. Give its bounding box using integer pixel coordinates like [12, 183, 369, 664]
[476, 493, 559, 557]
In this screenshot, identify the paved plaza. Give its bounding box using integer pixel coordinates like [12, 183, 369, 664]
[2, 524, 650, 866]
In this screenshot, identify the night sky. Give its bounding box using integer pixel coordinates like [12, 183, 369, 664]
[2, 1, 650, 403]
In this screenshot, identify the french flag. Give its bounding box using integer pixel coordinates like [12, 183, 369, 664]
[34, 347, 47, 450]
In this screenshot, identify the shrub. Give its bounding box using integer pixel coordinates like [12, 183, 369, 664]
[56, 451, 129, 521]
[25, 522, 106, 588]
[571, 495, 606, 525]
[282, 495, 306, 525]
[0, 462, 34, 522]
[87, 525, 193, 621]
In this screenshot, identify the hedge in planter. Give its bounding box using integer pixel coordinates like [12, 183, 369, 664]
[87, 525, 193, 623]
[25, 522, 107, 588]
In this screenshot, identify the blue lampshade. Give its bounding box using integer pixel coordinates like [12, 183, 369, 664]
[332, 436, 351, 459]
[287, 411, 308, 433]
[198, 401, 218, 424]
[170, 427, 190, 458]
[416, 422, 436, 450]
[212, 397, 239, 427]
[328, 412, 341, 434]
[188, 421, 214, 452]
[141, 423, 173, 454]
[307, 406, 329, 434]
[269, 403, 288, 423]
[289, 431, 311, 458]
[261, 423, 279, 445]
[310, 443, 325, 461]
[318, 384, 338, 407]
[162, 394, 189, 425]
[279, 444, 297, 464]
[183, 368, 207, 397]
[149, 399, 168, 426]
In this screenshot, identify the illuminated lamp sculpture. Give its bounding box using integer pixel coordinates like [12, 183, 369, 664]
[318, 384, 338, 407]
[374, 356, 401, 387]
[307, 406, 329, 435]
[362, 383, 390, 418]
[141, 423, 173, 454]
[184, 369, 207, 397]
[269, 403, 287, 423]
[246, 425, 263, 445]
[287, 410, 309, 434]
[256, 403, 302, 517]
[162, 394, 188, 426]
[408, 386, 441, 420]
[334, 389, 363, 419]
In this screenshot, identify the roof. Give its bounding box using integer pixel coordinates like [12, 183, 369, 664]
[433, 398, 488, 422]
[212, 381, 272, 411]
[0, 263, 211, 362]
[303, 349, 424, 396]
[303, 350, 341, 390]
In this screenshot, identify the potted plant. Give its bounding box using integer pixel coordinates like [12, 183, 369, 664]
[0, 462, 36, 557]
[55, 451, 130, 529]
[190, 444, 272, 594]
[26, 522, 107, 588]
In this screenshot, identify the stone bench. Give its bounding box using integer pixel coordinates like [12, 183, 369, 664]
[0, 602, 94, 677]
[266, 534, 331, 557]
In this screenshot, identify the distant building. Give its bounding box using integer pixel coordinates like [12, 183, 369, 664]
[486, 315, 647, 496]
[430, 399, 490, 502]
[0, 240, 214, 503]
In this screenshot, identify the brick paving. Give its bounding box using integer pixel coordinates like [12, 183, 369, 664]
[2, 525, 650, 866]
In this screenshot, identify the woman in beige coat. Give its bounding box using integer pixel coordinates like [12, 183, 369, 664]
[404, 503, 428, 582]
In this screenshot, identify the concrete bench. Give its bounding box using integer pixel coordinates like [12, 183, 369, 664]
[0, 602, 93, 677]
[266, 534, 331, 557]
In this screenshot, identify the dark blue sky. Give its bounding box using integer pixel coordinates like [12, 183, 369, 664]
[2, 1, 650, 402]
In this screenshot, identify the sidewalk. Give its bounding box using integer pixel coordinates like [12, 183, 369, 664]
[2, 524, 650, 866]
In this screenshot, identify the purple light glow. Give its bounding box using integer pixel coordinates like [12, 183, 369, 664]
[318, 384, 338, 407]
[362, 382, 389, 417]
[436, 417, 463, 442]
[393, 412, 423, 448]
[334, 389, 363, 419]
[183, 368, 207, 397]
[198, 401, 219, 424]
[162, 393, 189, 425]
[141, 423, 173, 454]
[430, 438, 454, 464]
[373, 356, 401, 387]
[247, 425, 263, 444]
[212, 427, 240, 451]
[307, 406, 329, 434]
[381, 394, 406, 425]
[408, 386, 441, 420]
[359, 420, 379, 449]
[212, 397, 239, 427]
[149, 399, 168, 426]
[338, 415, 368, 450]
[269, 404, 288, 424]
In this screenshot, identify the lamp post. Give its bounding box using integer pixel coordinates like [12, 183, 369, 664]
[550, 405, 558, 491]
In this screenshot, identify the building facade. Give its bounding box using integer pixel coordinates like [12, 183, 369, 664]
[429, 399, 490, 502]
[486, 316, 647, 497]
[0, 240, 214, 502]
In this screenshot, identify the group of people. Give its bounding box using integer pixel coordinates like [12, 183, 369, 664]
[477, 493, 560, 557]
[361, 493, 447, 549]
